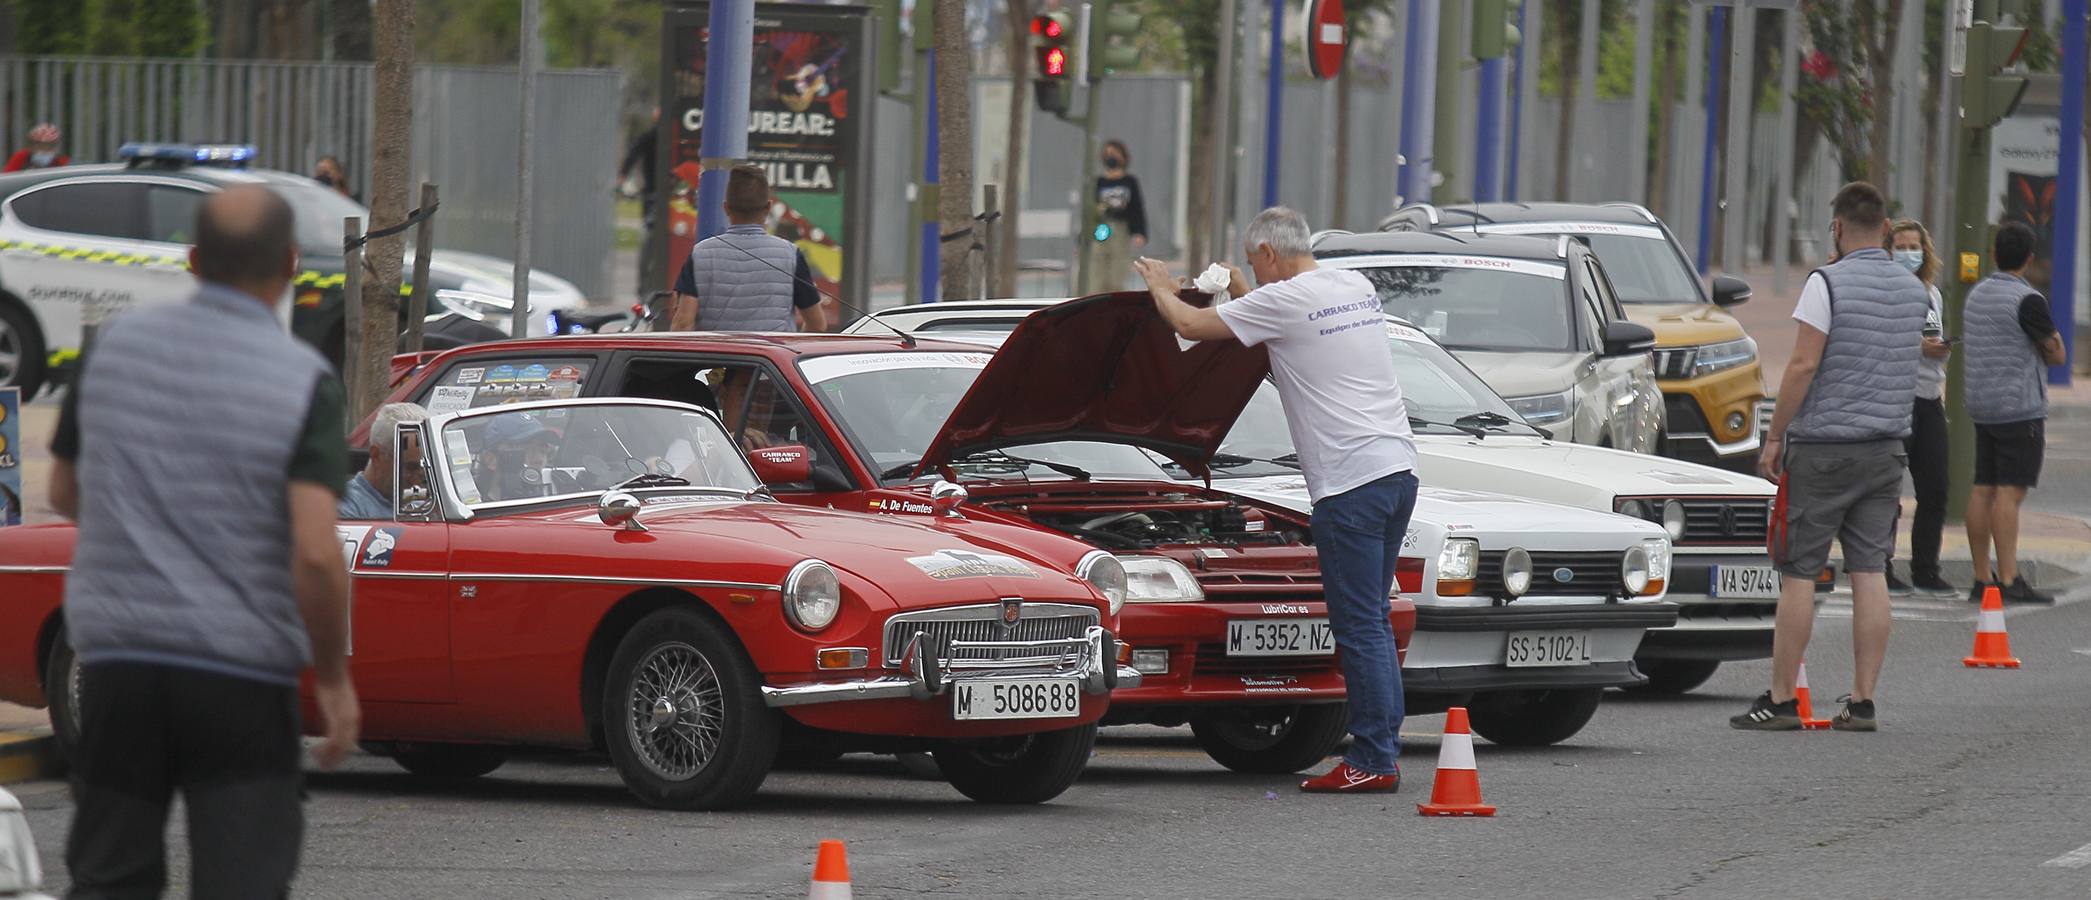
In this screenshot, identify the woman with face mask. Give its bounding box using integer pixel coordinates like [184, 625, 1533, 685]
[1085, 138, 1150, 293]
[1883, 219, 1955, 597]
[2, 123, 68, 172]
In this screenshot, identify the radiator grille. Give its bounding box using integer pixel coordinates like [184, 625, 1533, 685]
[1679, 499, 1772, 545]
[1478, 550, 1626, 597]
[881, 602, 1098, 666]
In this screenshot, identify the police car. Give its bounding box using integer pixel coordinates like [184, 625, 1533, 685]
[0, 143, 587, 398]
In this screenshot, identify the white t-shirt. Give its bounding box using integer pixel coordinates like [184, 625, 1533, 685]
[1215, 267, 1417, 503]
[1792, 272, 1832, 333]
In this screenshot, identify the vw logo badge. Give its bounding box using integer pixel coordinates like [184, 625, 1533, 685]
[1552, 567, 1575, 584]
[1719, 504, 1738, 537]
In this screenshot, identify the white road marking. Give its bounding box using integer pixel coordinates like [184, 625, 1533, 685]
[2042, 843, 2091, 868]
[2072, 648, 2091, 657]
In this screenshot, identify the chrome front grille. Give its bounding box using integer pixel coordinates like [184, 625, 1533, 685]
[881, 602, 1100, 666]
[1478, 550, 1626, 597]
[1679, 499, 1772, 545]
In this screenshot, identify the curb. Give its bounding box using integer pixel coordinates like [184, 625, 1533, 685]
[0, 730, 61, 785]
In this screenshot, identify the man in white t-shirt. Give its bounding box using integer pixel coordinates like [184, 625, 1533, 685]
[1134, 206, 1418, 795]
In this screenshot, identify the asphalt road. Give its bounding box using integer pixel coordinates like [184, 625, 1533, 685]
[12, 586, 2091, 899]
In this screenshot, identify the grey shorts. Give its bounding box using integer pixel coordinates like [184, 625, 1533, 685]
[1772, 440, 1907, 578]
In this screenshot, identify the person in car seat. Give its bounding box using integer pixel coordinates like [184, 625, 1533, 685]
[475, 412, 561, 501]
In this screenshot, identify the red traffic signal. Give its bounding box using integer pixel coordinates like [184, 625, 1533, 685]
[1031, 14, 1065, 39]
[1040, 45, 1068, 77]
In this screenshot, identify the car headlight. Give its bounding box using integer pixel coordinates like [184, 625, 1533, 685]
[1688, 337, 1757, 377]
[1500, 547, 1532, 598]
[782, 560, 842, 631]
[1120, 556, 1205, 604]
[1661, 499, 1686, 540]
[1617, 498, 1648, 519]
[1078, 551, 1127, 615]
[1641, 538, 1671, 594]
[1621, 544, 1651, 596]
[1436, 538, 1479, 596]
[1506, 388, 1573, 426]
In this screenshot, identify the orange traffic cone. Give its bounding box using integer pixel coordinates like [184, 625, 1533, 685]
[1796, 662, 1831, 730]
[808, 840, 852, 900]
[1418, 707, 1497, 817]
[1963, 585, 2022, 669]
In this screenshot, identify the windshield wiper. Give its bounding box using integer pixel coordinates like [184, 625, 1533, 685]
[880, 458, 925, 480]
[1411, 416, 1489, 439]
[1454, 410, 1551, 437]
[609, 472, 692, 492]
[956, 449, 1091, 481]
[1208, 452, 1301, 470]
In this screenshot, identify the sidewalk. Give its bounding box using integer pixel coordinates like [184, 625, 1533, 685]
[0, 702, 55, 784]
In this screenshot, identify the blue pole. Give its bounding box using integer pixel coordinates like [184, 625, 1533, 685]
[1505, 0, 1526, 201]
[1476, 56, 1505, 202]
[1695, 6, 1725, 275]
[2050, 0, 2085, 385]
[695, 0, 755, 242]
[1262, 0, 1285, 208]
[1398, 0, 1439, 204]
[920, 51, 941, 303]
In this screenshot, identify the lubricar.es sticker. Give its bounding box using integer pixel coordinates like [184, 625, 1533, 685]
[906, 549, 1039, 580]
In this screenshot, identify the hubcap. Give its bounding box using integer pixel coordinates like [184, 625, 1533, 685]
[624, 641, 724, 781]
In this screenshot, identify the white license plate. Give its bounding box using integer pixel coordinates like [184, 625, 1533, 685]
[1505, 630, 1594, 668]
[952, 678, 1083, 721]
[1225, 618, 1336, 657]
[1712, 565, 1781, 599]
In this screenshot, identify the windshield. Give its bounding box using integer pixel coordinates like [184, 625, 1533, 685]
[798, 351, 1177, 482]
[1577, 234, 1704, 304]
[1343, 261, 1573, 352]
[438, 403, 760, 507]
[1202, 323, 1530, 478]
[269, 181, 368, 256]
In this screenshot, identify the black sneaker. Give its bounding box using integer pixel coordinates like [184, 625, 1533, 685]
[1911, 572, 1956, 596]
[2000, 576, 2056, 605]
[1885, 569, 1914, 597]
[1968, 581, 1993, 604]
[1729, 691, 1802, 731]
[1831, 694, 1877, 732]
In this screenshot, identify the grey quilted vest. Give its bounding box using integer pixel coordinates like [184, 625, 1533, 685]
[65, 284, 332, 685]
[1787, 248, 1929, 443]
[684, 224, 799, 331]
[1961, 271, 2047, 424]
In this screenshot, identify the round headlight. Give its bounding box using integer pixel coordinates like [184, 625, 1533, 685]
[1079, 551, 1128, 615]
[783, 560, 842, 631]
[1501, 547, 1533, 598]
[1661, 500, 1687, 540]
[1619, 499, 1648, 520]
[1621, 545, 1651, 595]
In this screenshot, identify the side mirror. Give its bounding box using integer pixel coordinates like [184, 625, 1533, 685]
[749, 444, 814, 484]
[598, 491, 647, 531]
[1601, 320, 1658, 357]
[1711, 274, 1752, 307]
[930, 479, 968, 517]
[394, 424, 437, 521]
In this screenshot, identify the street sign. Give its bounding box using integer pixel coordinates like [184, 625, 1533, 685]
[1304, 0, 1346, 81]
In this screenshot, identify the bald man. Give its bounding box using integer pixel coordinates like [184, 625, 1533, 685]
[49, 184, 358, 897]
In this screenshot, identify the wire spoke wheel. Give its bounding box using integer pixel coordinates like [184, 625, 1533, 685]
[625, 641, 725, 781]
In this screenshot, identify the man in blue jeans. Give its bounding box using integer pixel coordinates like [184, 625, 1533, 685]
[1136, 206, 1419, 794]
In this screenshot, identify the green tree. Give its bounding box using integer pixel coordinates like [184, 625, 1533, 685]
[17, 0, 87, 54]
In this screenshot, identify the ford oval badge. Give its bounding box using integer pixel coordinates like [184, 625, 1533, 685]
[1552, 567, 1575, 584]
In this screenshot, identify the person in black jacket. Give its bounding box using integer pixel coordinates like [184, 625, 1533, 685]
[1086, 138, 1149, 293]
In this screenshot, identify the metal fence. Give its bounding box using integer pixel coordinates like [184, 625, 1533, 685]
[0, 56, 621, 298]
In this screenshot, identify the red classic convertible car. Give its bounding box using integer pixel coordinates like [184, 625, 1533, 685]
[355, 293, 1422, 775]
[0, 398, 1137, 809]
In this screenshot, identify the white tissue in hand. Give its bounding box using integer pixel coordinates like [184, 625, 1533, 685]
[1192, 263, 1232, 295]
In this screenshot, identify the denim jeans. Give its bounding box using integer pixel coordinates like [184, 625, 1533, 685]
[1311, 470, 1419, 775]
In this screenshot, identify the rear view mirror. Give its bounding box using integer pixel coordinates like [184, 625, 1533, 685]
[1601, 321, 1658, 357]
[750, 445, 814, 484]
[1711, 275, 1752, 307]
[394, 424, 436, 521]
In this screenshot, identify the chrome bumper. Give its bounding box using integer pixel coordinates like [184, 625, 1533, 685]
[760, 625, 1141, 709]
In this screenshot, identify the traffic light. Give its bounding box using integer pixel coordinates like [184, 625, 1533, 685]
[1032, 12, 1073, 114]
[1960, 20, 2030, 129]
[1088, 0, 1141, 81]
[1471, 0, 1520, 60]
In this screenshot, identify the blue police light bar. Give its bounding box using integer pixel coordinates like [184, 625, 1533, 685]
[118, 142, 257, 168]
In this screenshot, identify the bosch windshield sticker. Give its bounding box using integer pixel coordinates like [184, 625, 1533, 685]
[428, 386, 478, 414]
[798, 351, 993, 384]
[486, 365, 518, 384]
[1475, 221, 1668, 241]
[906, 549, 1040, 580]
[1326, 254, 1568, 279]
[454, 367, 486, 385]
[1385, 321, 1430, 343]
[519, 364, 551, 383]
[359, 527, 403, 568]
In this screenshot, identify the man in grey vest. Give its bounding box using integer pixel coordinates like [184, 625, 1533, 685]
[48, 185, 358, 897]
[667, 164, 827, 332]
[1734, 182, 1927, 734]
[1962, 220, 2068, 605]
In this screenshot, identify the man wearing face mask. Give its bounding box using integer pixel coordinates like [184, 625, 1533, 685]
[1085, 139, 1149, 293]
[3, 123, 68, 172]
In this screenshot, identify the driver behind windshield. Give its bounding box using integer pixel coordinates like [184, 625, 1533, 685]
[474, 412, 561, 501]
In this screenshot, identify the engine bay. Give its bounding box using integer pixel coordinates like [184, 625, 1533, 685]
[981, 493, 1311, 551]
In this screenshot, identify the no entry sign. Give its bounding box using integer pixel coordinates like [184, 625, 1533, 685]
[1304, 0, 1346, 80]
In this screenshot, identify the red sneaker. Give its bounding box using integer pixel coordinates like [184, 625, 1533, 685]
[1299, 763, 1400, 794]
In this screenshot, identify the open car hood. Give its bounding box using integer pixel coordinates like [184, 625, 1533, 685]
[914, 291, 1270, 480]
